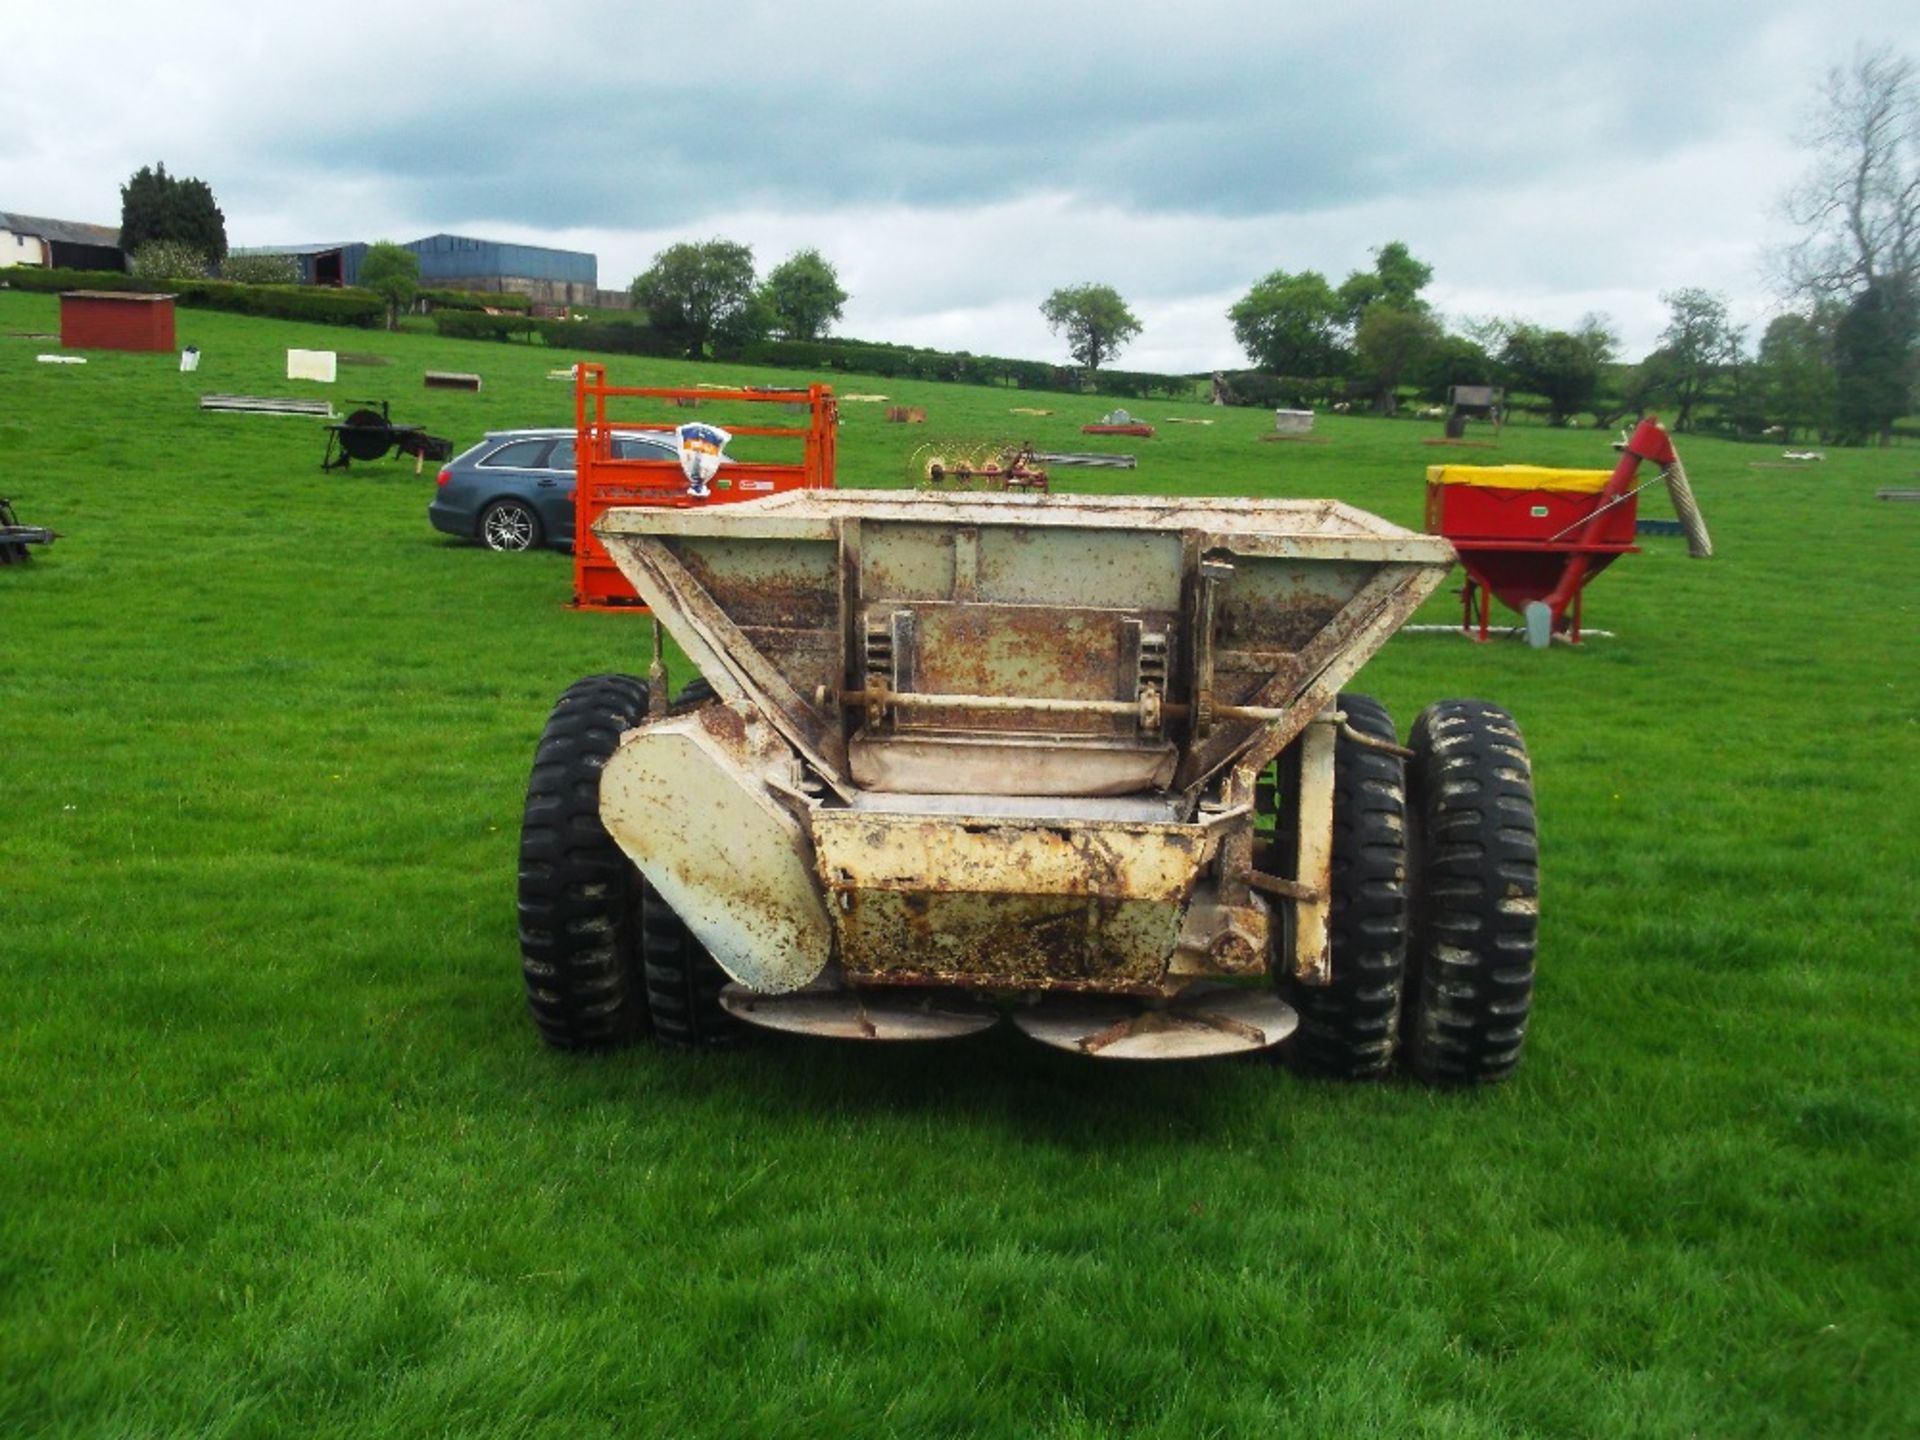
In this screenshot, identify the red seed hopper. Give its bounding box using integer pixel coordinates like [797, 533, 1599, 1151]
[1426, 417, 1711, 645]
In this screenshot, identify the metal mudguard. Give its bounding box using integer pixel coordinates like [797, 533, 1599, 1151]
[599, 703, 833, 994]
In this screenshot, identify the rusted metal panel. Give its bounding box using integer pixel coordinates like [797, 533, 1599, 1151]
[607, 534, 853, 794]
[834, 891, 1182, 990]
[811, 808, 1218, 992]
[1178, 560, 1450, 796]
[881, 602, 1161, 737]
[674, 537, 841, 630]
[600, 702, 833, 994]
[846, 734, 1176, 797]
[812, 811, 1209, 900]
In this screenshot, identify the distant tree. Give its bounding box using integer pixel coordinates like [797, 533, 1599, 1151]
[1413, 332, 1497, 403]
[358, 242, 421, 331]
[1229, 269, 1345, 375]
[1337, 241, 1434, 329]
[1574, 312, 1620, 365]
[1353, 302, 1442, 413]
[119, 162, 227, 264]
[1781, 46, 1917, 321]
[171, 177, 226, 263]
[1618, 348, 1679, 423]
[1039, 283, 1143, 372]
[1501, 325, 1604, 425]
[1777, 46, 1918, 444]
[761, 249, 847, 342]
[1651, 289, 1743, 431]
[1832, 282, 1917, 444]
[219, 252, 301, 285]
[1755, 311, 1839, 440]
[631, 240, 761, 356]
[129, 240, 212, 282]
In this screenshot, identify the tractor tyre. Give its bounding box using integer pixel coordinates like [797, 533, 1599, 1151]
[1403, 700, 1539, 1085]
[516, 674, 654, 1049]
[671, 676, 717, 711]
[639, 885, 743, 1050]
[1272, 693, 1410, 1079]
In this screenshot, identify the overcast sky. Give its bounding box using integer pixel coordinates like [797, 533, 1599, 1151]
[6, 2, 1915, 369]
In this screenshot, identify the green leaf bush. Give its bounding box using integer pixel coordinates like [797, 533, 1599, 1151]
[2, 266, 384, 326]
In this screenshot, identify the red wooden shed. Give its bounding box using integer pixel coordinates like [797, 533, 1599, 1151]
[59, 290, 176, 352]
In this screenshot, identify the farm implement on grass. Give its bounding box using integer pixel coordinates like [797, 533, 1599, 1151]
[320, 400, 453, 473]
[911, 440, 1050, 492]
[0, 496, 58, 565]
[517, 488, 1541, 1081]
[569, 364, 838, 610]
[1427, 416, 1712, 646]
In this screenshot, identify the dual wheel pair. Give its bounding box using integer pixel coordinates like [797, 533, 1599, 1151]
[1269, 694, 1539, 1084]
[516, 674, 740, 1050]
[515, 678, 1539, 1080]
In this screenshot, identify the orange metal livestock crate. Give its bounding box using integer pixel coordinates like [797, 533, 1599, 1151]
[571, 364, 837, 610]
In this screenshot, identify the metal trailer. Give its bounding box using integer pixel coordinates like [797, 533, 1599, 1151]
[517, 490, 1543, 1079]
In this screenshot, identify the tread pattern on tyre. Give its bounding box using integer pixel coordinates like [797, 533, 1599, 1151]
[517, 674, 653, 1049]
[1404, 699, 1539, 1084]
[671, 676, 716, 711]
[640, 885, 741, 1049]
[1274, 693, 1409, 1079]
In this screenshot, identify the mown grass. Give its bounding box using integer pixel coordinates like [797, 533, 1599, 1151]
[2, 291, 1916, 1438]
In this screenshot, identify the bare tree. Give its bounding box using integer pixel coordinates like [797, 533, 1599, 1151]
[1782, 45, 1918, 311]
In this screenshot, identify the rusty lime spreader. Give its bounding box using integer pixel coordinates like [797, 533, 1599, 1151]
[516, 490, 1542, 1080]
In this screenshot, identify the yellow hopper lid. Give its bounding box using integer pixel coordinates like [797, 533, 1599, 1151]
[1426, 464, 1612, 494]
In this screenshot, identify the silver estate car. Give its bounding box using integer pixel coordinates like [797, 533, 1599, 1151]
[429, 428, 679, 552]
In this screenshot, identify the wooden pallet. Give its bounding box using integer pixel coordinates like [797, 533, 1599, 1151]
[199, 394, 337, 418]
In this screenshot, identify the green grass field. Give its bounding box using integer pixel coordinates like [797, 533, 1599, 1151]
[3, 291, 1916, 1438]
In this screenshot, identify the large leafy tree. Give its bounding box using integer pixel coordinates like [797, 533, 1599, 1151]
[1413, 332, 1497, 403]
[1501, 324, 1606, 425]
[631, 240, 762, 356]
[761, 249, 847, 342]
[358, 242, 421, 331]
[1755, 311, 1839, 440]
[1353, 302, 1442, 414]
[1651, 288, 1744, 431]
[1832, 283, 1916, 443]
[1228, 269, 1344, 376]
[119, 162, 227, 263]
[1040, 283, 1143, 372]
[1337, 241, 1433, 328]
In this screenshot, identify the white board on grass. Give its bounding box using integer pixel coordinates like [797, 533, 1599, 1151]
[287, 349, 337, 383]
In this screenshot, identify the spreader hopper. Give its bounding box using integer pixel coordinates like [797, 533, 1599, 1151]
[514, 488, 1540, 1078]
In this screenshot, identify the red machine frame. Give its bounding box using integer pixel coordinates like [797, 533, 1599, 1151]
[1428, 417, 1679, 643]
[571, 364, 837, 610]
